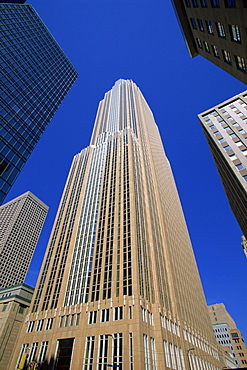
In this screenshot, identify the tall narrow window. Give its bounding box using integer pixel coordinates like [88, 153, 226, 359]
[223, 50, 231, 64]
[112, 333, 123, 369]
[200, 0, 207, 6]
[29, 342, 38, 362]
[164, 340, 171, 368]
[98, 335, 109, 370]
[206, 20, 214, 34]
[197, 19, 204, 32]
[225, 0, 236, 7]
[37, 341, 48, 363]
[83, 336, 95, 370]
[235, 56, 246, 72]
[55, 338, 74, 370]
[16, 343, 29, 369]
[216, 22, 226, 38]
[143, 334, 150, 370]
[150, 338, 157, 370]
[129, 333, 134, 370]
[170, 343, 176, 369]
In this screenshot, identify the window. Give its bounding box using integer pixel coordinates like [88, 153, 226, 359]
[230, 25, 241, 42]
[196, 38, 203, 49]
[219, 138, 226, 143]
[230, 133, 236, 138]
[192, 0, 198, 7]
[37, 341, 48, 363]
[164, 340, 171, 368]
[142, 308, 147, 322]
[200, 0, 207, 6]
[224, 145, 231, 151]
[239, 129, 245, 134]
[223, 50, 231, 64]
[209, 125, 215, 129]
[149, 312, 154, 326]
[206, 20, 214, 34]
[225, 0, 236, 7]
[185, 0, 191, 6]
[101, 308, 110, 322]
[89, 310, 97, 324]
[27, 321, 35, 333]
[83, 336, 95, 370]
[214, 131, 220, 136]
[190, 18, 197, 30]
[204, 41, 210, 53]
[45, 318, 53, 330]
[236, 164, 244, 170]
[236, 141, 242, 147]
[242, 149, 247, 155]
[230, 154, 237, 161]
[18, 306, 25, 314]
[114, 306, 123, 320]
[235, 56, 246, 72]
[197, 19, 204, 32]
[36, 319, 44, 331]
[216, 22, 226, 38]
[211, 0, 219, 6]
[2, 304, 7, 312]
[212, 45, 220, 58]
[225, 127, 231, 131]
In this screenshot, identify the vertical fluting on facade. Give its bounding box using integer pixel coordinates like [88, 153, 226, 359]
[11, 80, 222, 370]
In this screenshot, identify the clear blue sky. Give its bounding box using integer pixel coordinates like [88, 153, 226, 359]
[5, 0, 247, 339]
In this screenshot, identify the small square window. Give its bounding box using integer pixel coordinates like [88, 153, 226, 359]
[236, 164, 244, 170]
[224, 145, 231, 151]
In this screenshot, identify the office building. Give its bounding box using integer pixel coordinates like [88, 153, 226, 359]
[0, 284, 34, 369]
[231, 328, 247, 367]
[208, 304, 247, 367]
[198, 92, 247, 242]
[11, 80, 222, 370]
[0, 191, 48, 288]
[0, 4, 78, 205]
[171, 0, 247, 84]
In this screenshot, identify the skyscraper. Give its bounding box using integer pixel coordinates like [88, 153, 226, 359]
[0, 191, 48, 288]
[0, 4, 78, 204]
[198, 91, 247, 241]
[12, 80, 221, 370]
[171, 0, 247, 84]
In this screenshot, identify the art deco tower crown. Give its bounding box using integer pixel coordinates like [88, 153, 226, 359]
[12, 80, 221, 370]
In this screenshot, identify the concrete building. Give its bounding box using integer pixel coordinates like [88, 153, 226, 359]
[231, 328, 247, 367]
[171, 0, 247, 84]
[198, 92, 247, 247]
[10, 80, 222, 370]
[0, 284, 34, 369]
[0, 3, 78, 205]
[0, 191, 48, 288]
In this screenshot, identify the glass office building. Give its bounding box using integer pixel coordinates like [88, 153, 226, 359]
[0, 4, 78, 204]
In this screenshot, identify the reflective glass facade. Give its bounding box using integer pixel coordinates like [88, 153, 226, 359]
[0, 4, 78, 204]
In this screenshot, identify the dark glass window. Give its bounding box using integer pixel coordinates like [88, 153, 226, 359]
[190, 18, 197, 29]
[200, 0, 208, 6]
[225, 0, 236, 6]
[211, 0, 220, 6]
[235, 56, 246, 73]
[206, 20, 214, 34]
[229, 25, 241, 42]
[197, 19, 204, 31]
[54, 338, 74, 370]
[185, 0, 191, 6]
[192, 0, 198, 6]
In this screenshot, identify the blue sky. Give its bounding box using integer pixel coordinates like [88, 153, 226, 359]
[5, 0, 247, 339]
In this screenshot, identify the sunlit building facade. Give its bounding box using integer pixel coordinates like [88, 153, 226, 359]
[0, 191, 48, 288]
[171, 0, 247, 84]
[199, 92, 247, 242]
[0, 4, 78, 204]
[11, 80, 222, 370]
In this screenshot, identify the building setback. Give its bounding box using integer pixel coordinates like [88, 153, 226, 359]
[198, 92, 247, 246]
[0, 3, 78, 205]
[0, 284, 34, 369]
[171, 0, 247, 84]
[0, 191, 48, 288]
[10, 80, 222, 370]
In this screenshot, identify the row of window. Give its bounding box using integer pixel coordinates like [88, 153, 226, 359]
[160, 315, 180, 336]
[196, 39, 246, 72]
[191, 19, 241, 43]
[26, 318, 53, 333]
[185, 0, 240, 8]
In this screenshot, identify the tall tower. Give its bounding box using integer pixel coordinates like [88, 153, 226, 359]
[0, 4, 78, 205]
[198, 91, 247, 242]
[0, 191, 48, 288]
[12, 80, 221, 370]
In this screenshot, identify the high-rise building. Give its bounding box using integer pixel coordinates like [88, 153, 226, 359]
[0, 4, 78, 205]
[11, 80, 222, 370]
[0, 284, 34, 369]
[241, 235, 247, 257]
[171, 0, 247, 84]
[0, 191, 48, 288]
[208, 303, 247, 367]
[198, 92, 247, 242]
